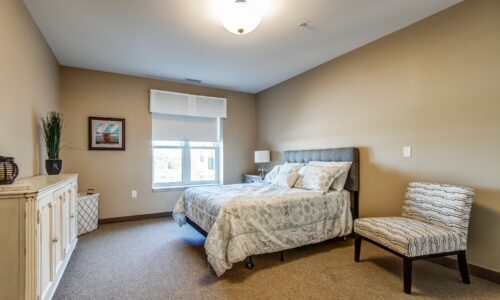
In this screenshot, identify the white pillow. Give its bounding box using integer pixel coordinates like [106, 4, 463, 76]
[294, 164, 344, 193]
[279, 162, 305, 174]
[271, 172, 300, 188]
[307, 161, 352, 191]
[270, 162, 304, 188]
[264, 164, 281, 183]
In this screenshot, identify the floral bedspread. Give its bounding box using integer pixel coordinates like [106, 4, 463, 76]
[173, 183, 352, 276]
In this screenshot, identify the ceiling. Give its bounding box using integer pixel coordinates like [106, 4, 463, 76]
[24, 0, 461, 93]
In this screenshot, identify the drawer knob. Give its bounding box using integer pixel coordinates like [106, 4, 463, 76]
[70, 214, 75, 218]
[52, 237, 59, 243]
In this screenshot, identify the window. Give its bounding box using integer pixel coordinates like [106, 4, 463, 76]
[152, 115, 222, 189]
[153, 141, 220, 188]
[152, 141, 183, 184]
[189, 142, 217, 182]
[150, 89, 226, 190]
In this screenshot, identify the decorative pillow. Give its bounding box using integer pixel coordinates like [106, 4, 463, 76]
[271, 172, 300, 188]
[294, 164, 344, 193]
[307, 161, 352, 191]
[263, 164, 281, 183]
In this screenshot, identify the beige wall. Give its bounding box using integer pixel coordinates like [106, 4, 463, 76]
[5, 0, 497, 273]
[60, 67, 256, 218]
[0, 0, 60, 177]
[257, 0, 500, 272]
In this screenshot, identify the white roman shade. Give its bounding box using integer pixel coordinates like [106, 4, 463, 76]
[152, 114, 218, 142]
[149, 89, 227, 118]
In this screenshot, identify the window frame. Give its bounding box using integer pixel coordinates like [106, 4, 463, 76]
[152, 141, 221, 190]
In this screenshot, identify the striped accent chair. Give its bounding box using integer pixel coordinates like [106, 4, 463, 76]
[354, 182, 474, 294]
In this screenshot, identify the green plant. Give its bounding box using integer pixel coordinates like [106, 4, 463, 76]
[41, 111, 63, 159]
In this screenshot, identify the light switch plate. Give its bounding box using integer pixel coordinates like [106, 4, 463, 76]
[403, 146, 412, 158]
[131, 190, 138, 198]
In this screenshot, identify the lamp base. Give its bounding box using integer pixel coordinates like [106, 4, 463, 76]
[258, 164, 267, 178]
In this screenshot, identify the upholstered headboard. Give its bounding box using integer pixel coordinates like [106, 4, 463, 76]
[283, 147, 360, 192]
[283, 147, 360, 219]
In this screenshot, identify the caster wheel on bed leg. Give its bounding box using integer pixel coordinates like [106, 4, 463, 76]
[246, 256, 254, 270]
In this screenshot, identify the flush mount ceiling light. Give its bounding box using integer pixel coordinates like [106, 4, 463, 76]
[219, 0, 263, 35]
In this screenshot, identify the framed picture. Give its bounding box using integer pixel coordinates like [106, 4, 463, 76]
[88, 117, 125, 150]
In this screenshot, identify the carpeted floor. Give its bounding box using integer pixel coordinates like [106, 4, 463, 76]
[54, 218, 500, 300]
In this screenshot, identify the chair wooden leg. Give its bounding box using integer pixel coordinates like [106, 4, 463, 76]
[403, 258, 412, 294]
[458, 251, 471, 284]
[354, 234, 361, 262]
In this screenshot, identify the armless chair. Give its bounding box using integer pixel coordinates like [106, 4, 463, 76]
[353, 182, 474, 294]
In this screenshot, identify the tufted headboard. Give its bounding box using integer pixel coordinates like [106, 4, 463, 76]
[283, 147, 360, 219]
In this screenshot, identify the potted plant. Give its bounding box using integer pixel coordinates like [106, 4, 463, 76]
[41, 111, 63, 175]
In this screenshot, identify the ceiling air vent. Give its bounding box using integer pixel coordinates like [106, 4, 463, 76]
[185, 78, 202, 84]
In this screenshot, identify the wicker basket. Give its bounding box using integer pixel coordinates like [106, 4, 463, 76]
[77, 193, 99, 235]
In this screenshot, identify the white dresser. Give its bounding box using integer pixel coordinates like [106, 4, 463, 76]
[0, 174, 78, 300]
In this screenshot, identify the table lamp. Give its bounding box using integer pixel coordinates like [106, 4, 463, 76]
[254, 150, 270, 177]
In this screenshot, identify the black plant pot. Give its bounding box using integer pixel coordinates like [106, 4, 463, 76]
[45, 159, 62, 175]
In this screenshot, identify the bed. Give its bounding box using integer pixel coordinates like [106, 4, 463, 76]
[173, 147, 360, 276]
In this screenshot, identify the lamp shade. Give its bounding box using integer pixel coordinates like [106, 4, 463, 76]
[254, 150, 270, 163]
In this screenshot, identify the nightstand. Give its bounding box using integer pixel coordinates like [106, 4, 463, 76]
[242, 174, 263, 183]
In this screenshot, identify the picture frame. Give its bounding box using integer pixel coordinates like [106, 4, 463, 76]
[88, 117, 125, 150]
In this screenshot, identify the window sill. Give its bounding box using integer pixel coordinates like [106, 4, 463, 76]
[152, 183, 221, 192]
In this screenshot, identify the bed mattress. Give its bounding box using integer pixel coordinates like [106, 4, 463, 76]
[173, 183, 352, 276]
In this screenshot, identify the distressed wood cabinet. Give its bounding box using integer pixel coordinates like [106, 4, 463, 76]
[0, 174, 78, 300]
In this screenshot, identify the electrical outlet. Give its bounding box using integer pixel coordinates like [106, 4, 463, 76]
[131, 190, 138, 199]
[403, 146, 412, 158]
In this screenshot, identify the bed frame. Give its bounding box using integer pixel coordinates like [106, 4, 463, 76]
[186, 147, 360, 270]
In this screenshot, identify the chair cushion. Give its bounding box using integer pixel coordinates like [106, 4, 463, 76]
[402, 182, 474, 246]
[354, 217, 466, 257]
